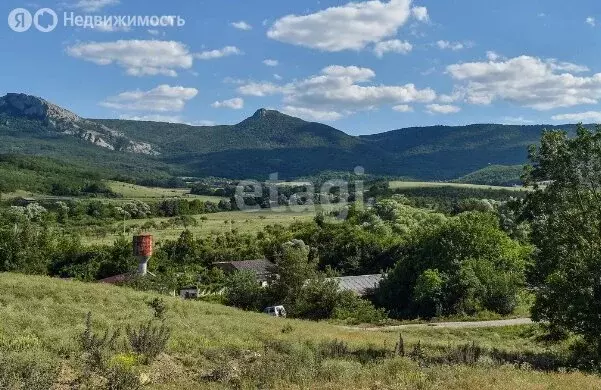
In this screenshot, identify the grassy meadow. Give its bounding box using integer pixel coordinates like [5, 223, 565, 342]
[84, 207, 321, 245]
[0, 273, 597, 389]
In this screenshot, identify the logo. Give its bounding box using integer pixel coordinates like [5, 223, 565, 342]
[8, 8, 57, 32]
[8, 8, 32, 32]
[34, 8, 58, 32]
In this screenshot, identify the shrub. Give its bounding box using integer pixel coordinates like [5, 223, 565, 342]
[126, 321, 171, 364]
[224, 270, 266, 311]
[79, 312, 121, 370]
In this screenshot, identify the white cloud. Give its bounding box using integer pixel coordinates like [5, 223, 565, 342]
[94, 19, 130, 32]
[281, 106, 343, 121]
[446, 55, 601, 110]
[66, 40, 193, 77]
[101, 85, 198, 112]
[392, 104, 413, 112]
[374, 39, 412, 57]
[486, 51, 500, 61]
[196, 46, 243, 60]
[274, 74, 283, 80]
[437, 40, 468, 51]
[267, 0, 413, 52]
[502, 116, 535, 124]
[546, 59, 589, 73]
[211, 97, 244, 109]
[231, 21, 252, 30]
[438, 90, 463, 103]
[411, 6, 429, 22]
[586, 17, 596, 27]
[551, 111, 601, 123]
[237, 65, 436, 119]
[238, 82, 287, 97]
[263, 59, 279, 67]
[119, 114, 185, 123]
[72, 0, 119, 12]
[426, 104, 461, 114]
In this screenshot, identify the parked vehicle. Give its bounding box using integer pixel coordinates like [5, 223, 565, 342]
[264, 305, 286, 317]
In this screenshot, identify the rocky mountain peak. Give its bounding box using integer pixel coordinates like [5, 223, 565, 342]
[0, 93, 158, 156]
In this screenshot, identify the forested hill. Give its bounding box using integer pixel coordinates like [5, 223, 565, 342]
[0, 93, 592, 181]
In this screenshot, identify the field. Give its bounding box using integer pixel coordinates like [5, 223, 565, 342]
[389, 181, 527, 192]
[0, 181, 225, 204]
[0, 273, 598, 389]
[106, 181, 226, 202]
[83, 204, 346, 245]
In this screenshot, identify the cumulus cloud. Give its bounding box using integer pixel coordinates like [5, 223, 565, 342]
[551, 111, 601, 123]
[281, 106, 343, 121]
[486, 51, 500, 61]
[66, 40, 194, 77]
[411, 6, 429, 22]
[437, 40, 468, 51]
[237, 64, 436, 120]
[231, 21, 252, 30]
[71, 0, 119, 12]
[374, 39, 412, 57]
[101, 85, 198, 112]
[267, 0, 413, 52]
[211, 97, 244, 109]
[263, 59, 279, 67]
[426, 104, 461, 114]
[586, 17, 596, 27]
[446, 55, 601, 110]
[392, 104, 413, 112]
[95, 20, 130, 32]
[119, 114, 185, 123]
[196, 46, 243, 60]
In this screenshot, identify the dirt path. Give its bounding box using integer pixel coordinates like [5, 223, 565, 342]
[350, 318, 533, 331]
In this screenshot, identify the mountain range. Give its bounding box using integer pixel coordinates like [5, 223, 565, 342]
[0, 93, 588, 183]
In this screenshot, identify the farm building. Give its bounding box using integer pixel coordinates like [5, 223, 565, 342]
[327, 274, 383, 296]
[213, 259, 275, 286]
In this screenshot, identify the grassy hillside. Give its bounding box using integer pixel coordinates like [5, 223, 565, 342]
[1, 273, 599, 389]
[455, 165, 525, 186]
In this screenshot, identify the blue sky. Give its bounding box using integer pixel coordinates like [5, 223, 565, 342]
[1, 0, 601, 135]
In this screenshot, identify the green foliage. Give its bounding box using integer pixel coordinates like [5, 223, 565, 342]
[456, 165, 524, 186]
[376, 212, 530, 318]
[80, 312, 121, 371]
[125, 320, 171, 364]
[524, 124, 601, 353]
[224, 270, 265, 311]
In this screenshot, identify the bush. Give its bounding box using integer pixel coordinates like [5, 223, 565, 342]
[224, 270, 266, 311]
[80, 312, 121, 370]
[126, 321, 171, 364]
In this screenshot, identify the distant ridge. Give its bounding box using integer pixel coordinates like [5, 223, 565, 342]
[0, 93, 591, 181]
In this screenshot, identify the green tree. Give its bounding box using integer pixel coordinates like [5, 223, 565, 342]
[524, 124, 601, 350]
[224, 270, 265, 311]
[267, 239, 316, 306]
[376, 212, 529, 318]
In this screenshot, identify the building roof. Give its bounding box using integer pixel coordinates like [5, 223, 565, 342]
[213, 259, 275, 281]
[327, 274, 383, 296]
[98, 273, 133, 284]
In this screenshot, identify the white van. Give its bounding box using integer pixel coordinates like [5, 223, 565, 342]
[264, 305, 287, 317]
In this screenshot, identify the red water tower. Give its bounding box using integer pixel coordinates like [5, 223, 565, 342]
[133, 234, 153, 275]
